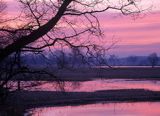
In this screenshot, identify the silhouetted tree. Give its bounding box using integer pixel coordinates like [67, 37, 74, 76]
[0, 0, 141, 103]
[148, 53, 159, 68]
[0, 0, 6, 14]
[54, 50, 70, 69]
[0, 0, 141, 62]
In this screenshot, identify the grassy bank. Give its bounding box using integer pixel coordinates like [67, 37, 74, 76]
[6, 89, 160, 109]
[7, 67, 160, 81]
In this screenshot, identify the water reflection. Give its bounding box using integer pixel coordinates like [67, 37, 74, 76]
[27, 79, 160, 92]
[28, 102, 160, 116]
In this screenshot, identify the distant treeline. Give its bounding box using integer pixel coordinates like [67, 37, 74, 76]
[21, 51, 160, 67]
[108, 55, 160, 66]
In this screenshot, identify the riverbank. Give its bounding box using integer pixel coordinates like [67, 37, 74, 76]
[9, 67, 160, 81]
[1, 67, 160, 115]
[5, 89, 160, 109]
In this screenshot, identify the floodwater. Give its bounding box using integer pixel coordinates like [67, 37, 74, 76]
[9, 79, 160, 116]
[27, 102, 160, 116]
[22, 79, 160, 92]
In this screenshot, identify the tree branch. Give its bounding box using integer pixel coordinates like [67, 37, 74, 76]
[0, 0, 72, 62]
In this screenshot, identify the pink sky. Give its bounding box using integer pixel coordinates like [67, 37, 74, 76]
[99, 11, 160, 56]
[4, 0, 160, 57]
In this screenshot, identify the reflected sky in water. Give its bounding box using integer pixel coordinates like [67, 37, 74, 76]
[23, 79, 160, 116]
[27, 79, 160, 92]
[29, 102, 160, 116]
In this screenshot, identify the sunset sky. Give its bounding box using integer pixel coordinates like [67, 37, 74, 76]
[5, 0, 160, 57]
[101, 11, 160, 57]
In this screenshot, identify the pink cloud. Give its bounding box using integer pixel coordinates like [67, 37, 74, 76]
[3, 1, 160, 56]
[98, 12, 160, 44]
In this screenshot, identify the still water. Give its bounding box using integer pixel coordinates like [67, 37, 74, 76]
[6, 79, 160, 115]
[24, 79, 160, 92]
[22, 79, 160, 116]
[27, 102, 160, 116]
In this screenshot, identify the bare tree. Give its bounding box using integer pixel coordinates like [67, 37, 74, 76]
[54, 50, 70, 69]
[148, 53, 159, 68]
[0, 0, 141, 62]
[0, 0, 141, 102]
[0, 0, 6, 14]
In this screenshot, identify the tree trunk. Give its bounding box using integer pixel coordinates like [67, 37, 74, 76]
[17, 81, 21, 91]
